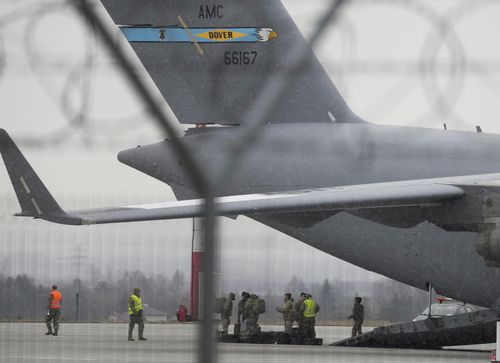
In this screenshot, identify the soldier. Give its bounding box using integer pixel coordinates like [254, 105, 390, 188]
[237, 291, 250, 323]
[45, 285, 62, 336]
[244, 294, 260, 334]
[300, 294, 320, 339]
[348, 296, 364, 337]
[294, 292, 306, 334]
[276, 293, 294, 334]
[235, 291, 250, 335]
[128, 288, 147, 341]
[220, 292, 235, 334]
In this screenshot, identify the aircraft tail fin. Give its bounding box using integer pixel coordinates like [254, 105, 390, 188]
[99, 0, 364, 125]
[0, 129, 76, 223]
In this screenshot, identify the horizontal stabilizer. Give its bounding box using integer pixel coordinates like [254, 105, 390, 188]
[0, 129, 73, 223]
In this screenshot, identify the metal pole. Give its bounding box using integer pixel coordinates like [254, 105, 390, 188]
[428, 283, 432, 319]
[495, 321, 500, 362]
[191, 218, 204, 321]
[75, 245, 81, 321]
[199, 194, 217, 363]
[75, 292, 80, 321]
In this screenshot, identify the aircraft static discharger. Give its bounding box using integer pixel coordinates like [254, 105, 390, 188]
[3, 0, 500, 348]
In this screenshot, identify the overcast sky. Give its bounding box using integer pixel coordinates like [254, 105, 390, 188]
[1, 0, 500, 294]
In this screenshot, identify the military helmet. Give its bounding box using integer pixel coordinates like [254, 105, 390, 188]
[229, 292, 235, 299]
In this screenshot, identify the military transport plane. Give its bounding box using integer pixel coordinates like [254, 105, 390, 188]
[2, 0, 500, 340]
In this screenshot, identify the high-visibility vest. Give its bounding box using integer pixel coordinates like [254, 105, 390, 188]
[303, 298, 317, 318]
[128, 294, 144, 315]
[50, 290, 62, 309]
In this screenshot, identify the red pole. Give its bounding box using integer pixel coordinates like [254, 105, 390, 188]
[191, 218, 204, 320]
[191, 125, 206, 320]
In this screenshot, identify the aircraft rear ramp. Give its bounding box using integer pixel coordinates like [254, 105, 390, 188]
[331, 309, 498, 349]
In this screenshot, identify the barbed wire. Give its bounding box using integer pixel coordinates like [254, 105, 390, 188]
[1, 0, 500, 148]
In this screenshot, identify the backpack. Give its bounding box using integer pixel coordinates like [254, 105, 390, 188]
[214, 297, 226, 314]
[257, 299, 266, 314]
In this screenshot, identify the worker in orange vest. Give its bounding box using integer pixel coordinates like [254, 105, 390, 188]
[45, 285, 62, 336]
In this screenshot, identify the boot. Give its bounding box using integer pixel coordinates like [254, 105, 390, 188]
[139, 337, 147, 341]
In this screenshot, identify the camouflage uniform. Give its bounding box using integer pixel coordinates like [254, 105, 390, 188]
[276, 294, 294, 334]
[220, 293, 235, 334]
[348, 297, 364, 337]
[237, 292, 250, 323]
[294, 294, 306, 334]
[45, 308, 60, 335]
[244, 294, 260, 334]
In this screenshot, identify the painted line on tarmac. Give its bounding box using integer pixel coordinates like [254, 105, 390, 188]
[5, 357, 187, 363]
[5, 357, 99, 361]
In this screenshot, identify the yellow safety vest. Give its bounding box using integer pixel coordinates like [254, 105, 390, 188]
[128, 294, 144, 315]
[303, 298, 317, 318]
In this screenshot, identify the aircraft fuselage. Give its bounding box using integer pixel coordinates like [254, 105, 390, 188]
[118, 123, 500, 307]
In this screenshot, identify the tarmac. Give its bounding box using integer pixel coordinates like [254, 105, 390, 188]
[0, 322, 492, 362]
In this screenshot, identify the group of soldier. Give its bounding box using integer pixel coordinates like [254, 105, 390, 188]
[218, 291, 322, 339]
[218, 291, 266, 336]
[218, 291, 365, 339]
[276, 292, 320, 338]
